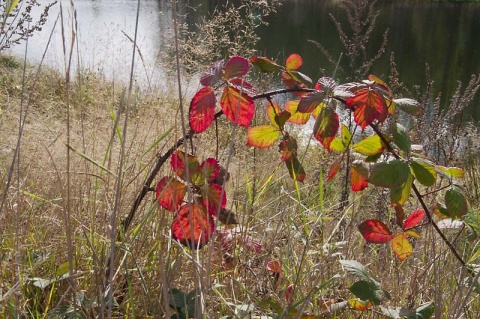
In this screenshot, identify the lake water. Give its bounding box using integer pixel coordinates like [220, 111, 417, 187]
[6, 0, 480, 121]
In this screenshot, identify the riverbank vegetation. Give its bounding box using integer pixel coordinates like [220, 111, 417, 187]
[1, 0, 480, 318]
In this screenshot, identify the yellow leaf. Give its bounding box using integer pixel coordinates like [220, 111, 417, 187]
[405, 229, 421, 239]
[391, 233, 413, 261]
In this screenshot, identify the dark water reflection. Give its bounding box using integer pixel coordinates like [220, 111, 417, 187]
[7, 0, 480, 121]
[256, 0, 480, 122]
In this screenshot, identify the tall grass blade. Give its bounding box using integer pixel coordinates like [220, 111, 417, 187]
[67, 145, 118, 177]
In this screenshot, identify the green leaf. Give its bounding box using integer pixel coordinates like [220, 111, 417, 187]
[313, 104, 339, 151]
[285, 100, 310, 124]
[246, 125, 280, 148]
[284, 156, 306, 182]
[406, 302, 435, 319]
[349, 280, 389, 305]
[382, 301, 435, 319]
[250, 56, 283, 73]
[353, 134, 385, 156]
[392, 123, 411, 153]
[410, 158, 437, 187]
[393, 98, 421, 116]
[339, 260, 380, 285]
[274, 110, 291, 129]
[445, 185, 468, 219]
[390, 171, 413, 205]
[369, 160, 410, 188]
[436, 166, 465, 179]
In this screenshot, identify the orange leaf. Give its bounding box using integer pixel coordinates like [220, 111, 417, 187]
[189, 87, 216, 133]
[358, 219, 392, 243]
[346, 88, 387, 130]
[279, 134, 298, 161]
[351, 161, 368, 192]
[285, 53, 302, 70]
[326, 155, 344, 182]
[390, 233, 413, 261]
[171, 203, 215, 249]
[156, 177, 187, 212]
[220, 86, 255, 127]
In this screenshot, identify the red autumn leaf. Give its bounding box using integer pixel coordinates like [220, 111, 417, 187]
[199, 158, 220, 184]
[403, 209, 425, 230]
[278, 134, 298, 162]
[297, 91, 327, 113]
[223, 56, 249, 79]
[326, 155, 344, 182]
[171, 203, 215, 249]
[285, 284, 294, 304]
[313, 104, 339, 151]
[189, 86, 216, 133]
[346, 88, 388, 130]
[155, 177, 187, 212]
[266, 258, 282, 274]
[171, 151, 200, 182]
[200, 60, 224, 87]
[358, 219, 393, 243]
[350, 162, 369, 192]
[285, 100, 310, 124]
[201, 183, 227, 216]
[220, 85, 255, 128]
[247, 125, 281, 148]
[390, 232, 413, 261]
[285, 53, 302, 70]
[228, 77, 257, 97]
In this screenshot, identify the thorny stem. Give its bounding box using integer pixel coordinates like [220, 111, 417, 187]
[118, 88, 473, 293]
[119, 87, 314, 236]
[369, 123, 471, 273]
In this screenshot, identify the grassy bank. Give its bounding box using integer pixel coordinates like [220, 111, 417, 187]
[1, 49, 480, 319]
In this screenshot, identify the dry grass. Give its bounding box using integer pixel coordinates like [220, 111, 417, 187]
[1, 4, 480, 316]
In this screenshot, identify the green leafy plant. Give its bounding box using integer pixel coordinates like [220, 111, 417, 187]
[141, 51, 477, 317]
